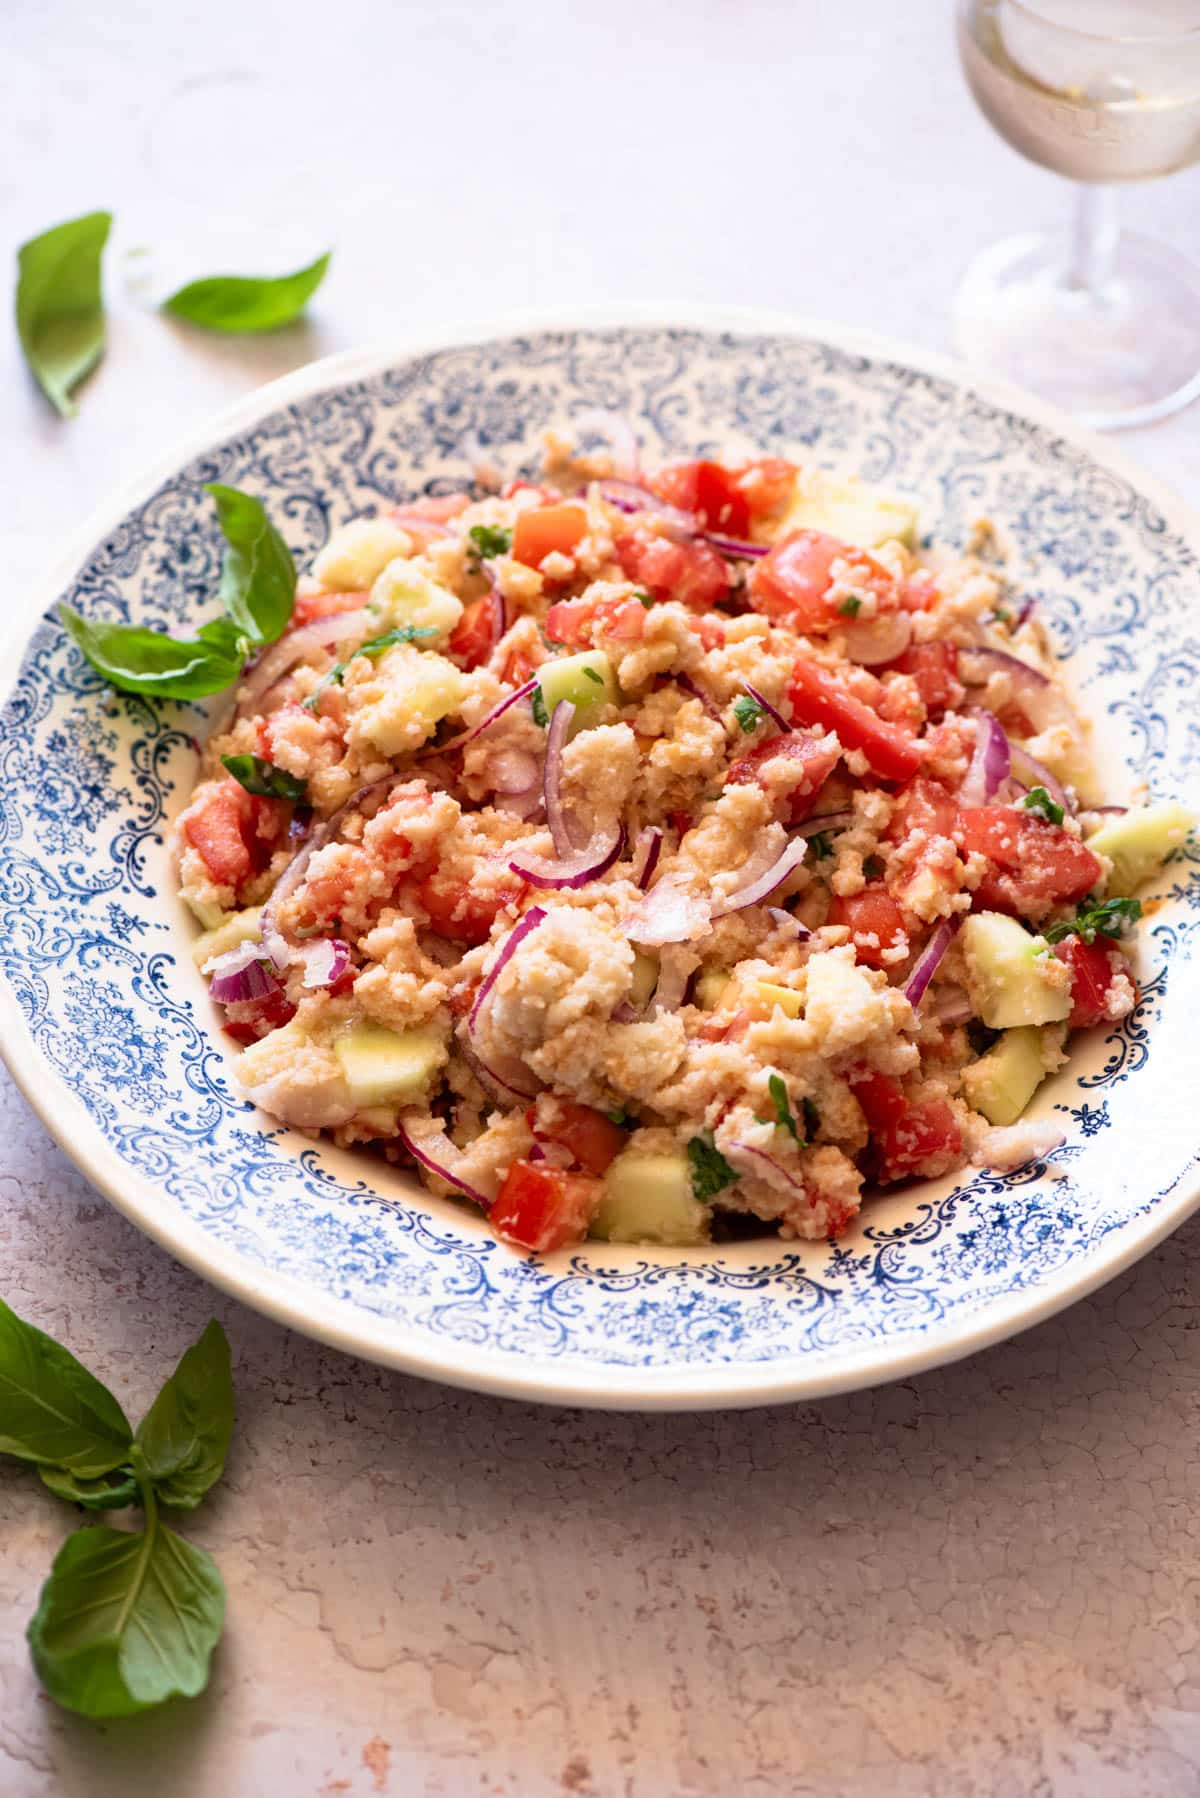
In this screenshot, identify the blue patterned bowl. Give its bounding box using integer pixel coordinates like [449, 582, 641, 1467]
[2, 309, 1198, 1410]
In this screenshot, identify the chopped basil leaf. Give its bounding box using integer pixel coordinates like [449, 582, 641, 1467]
[583, 665, 604, 685]
[635, 590, 655, 608]
[768, 1073, 803, 1145]
[531, 685, 549, 729]
[808, 832, 832, 860]
[302, 625, 437, 711]
[1043, 896, 1142, 946]
[467, 524, 512, 563]
[1020, 785, 1065, 827]
[221, 754, 307, 801]
[991, 606, 1012, 624]
[605, 1106, 634, 1128]
[162, 251, 331, 333]
[801, 1097, 821, 1139]
[733, 694, 765, 734]
[966, 1020, 1000, 1055]
[16, 210, 112, 416]
[837, 595, 863, 618]
[687, 1133, 736, 1202]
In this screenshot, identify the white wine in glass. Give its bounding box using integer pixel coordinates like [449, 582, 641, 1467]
[954, 0, 1200, 428]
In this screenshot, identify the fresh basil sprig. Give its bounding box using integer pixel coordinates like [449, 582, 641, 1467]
[16, 211, 112, 416]
[301, 624, 438, 712]
[58, 485, 295, 700]
[1, 1300, 234, 1718]
[1043, 895, 1142, 946]
[767, 1073, 804, 1145]
[686, 1133, 736, 1202]
[221, 753, 307, 801]
[162, 251, 331, 333]
[733, 693, 765, 734]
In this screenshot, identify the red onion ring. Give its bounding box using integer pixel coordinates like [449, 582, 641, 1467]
[459, 1038, 539, 1104]
[840, 610, 913, 667]
[435, 678, 538, 754]
[1008, 743, 1070, 815]
[467, 906, 549, 1036]
[934, 987, 974, 1026]
[209, 957, 281, 1006]
[626, 879, 712, 947]
[234, 607, 374, 719]
[742, 682, 789, 732]
[765, 906, 810, 941]
[958, 646, 1050, 690]
[960, 710, 1011, 807]
[728, 1142, 805, 1196]
[902, 916, 961, 1009]
[396, 1117, 493, 1209]
[1013, 596, 1037, 628]
[297, 937, 352, 991]
[259, 775, 397, 946]
[711, 838, 808, 918]
[703, 533, 769, 559]
[508, 823, 626, 891]
[652, 948, 692, 1014]
[598, 481, 695, 536]
[792, 811, 855, 839]
[544, 698, 582, 854]
[677, 672, 722, 723]
[633, 826, 663, 890]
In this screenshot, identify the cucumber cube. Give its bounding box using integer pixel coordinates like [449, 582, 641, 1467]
[193, 905, 265, 969]
[369, 560, 464, 640]
[961, 912, 1071, 1029]
[962, 1025, 1047, 1126]
[1086, 800, 1196, 898]
[782, 474, 920, 551]
[536, 651, 618, 730]
[333, 1022, 445, 1107]
[754, 979, 803, 1018]
[630, 951, 659, 1010]
[590, 1149, 710, 1245]
[696, 969, 732, 1010]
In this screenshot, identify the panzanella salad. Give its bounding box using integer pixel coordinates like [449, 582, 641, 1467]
[149, 442, 1192, 1254]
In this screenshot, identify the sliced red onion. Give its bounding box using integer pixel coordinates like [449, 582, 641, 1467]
[288, 808, 313, 841]
[388, 511, 453, 550]
[652, 947, 692, 1014]
[435, 678, 538, 754]
[677, 672, 722, 723]
[970, 1123, 1066, 1173]
[467, 906, 549, 1036]
[960, 710, 1011, 807]
[728, 1142, 805, 1196]
[396, 1117, 493, 1209]
[508, 823, 626, 891]
[572, 409, 641, 479]
[958, 646, 1050, 690]
[1008, 743, 1070, 815]
[626, 878, 712, 947]
[765, 906, 811, 941]
[1013, 596, 1037, 628]
[598, 481, 694, 535]
[611, 1001, 641, 1024]
[488, 583, 508, 645]
[1090, 804, 1128, 817]
[234, 608, 374, 718]
[202, 937, 267, 983]
[528, 1142, 547, 1162]
[459, 1038, 539, 1104]
[544, 698, 580, 855]
[633, 826, 663, 891]
[902, 916, 961, 1009]
[208, 956, 281, 1007]
[712, 838, 808, 918]
[934, 987, 974, 1026]
[742, 682, 789, 732]
[703, 533, 768, 559]
[793, 811, 855, 839]
[297, 937, 352, 991]
[841, 610, 913, 666]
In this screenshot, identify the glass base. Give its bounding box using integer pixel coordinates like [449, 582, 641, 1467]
[952, 229, 1200, 430]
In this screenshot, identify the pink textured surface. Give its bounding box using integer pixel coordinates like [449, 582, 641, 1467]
[3, 1, 1199, 1790]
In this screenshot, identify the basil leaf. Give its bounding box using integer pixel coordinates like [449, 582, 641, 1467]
[0, 1297, 132, 1477]
[1021, 785, 1065, 827]
[768, 1073, 803, 1144]
[162, 251, 331, 333]
[531, 685, 549, 729]
[205, 482, 296, 647]
[686, 1134, 736, 1203]
[131, 1320, 234, 1511]
[1044, 896, 1142, 946]
[837, 595, 863, 617]
[27, 1507, 225, 1717]
[221, 753, 307, 802]
[58, 605, 247, 699]
[16, 210, 111, 416]
[466, 523, 512, 562]
[301, 625, 437, 711]
[733, 694, 765, 734]
[39, 1465, 139, 1511]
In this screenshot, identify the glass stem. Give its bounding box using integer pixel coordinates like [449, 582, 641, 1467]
[1065, 185, 1119, 296]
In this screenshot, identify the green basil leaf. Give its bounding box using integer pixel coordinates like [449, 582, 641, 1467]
[768, 1073, 803, 1144]
[0, 1297, 132, 1477]
[466, 523, 512, 562]
[131, 1320, 234, 1510]
[686, 1133, 736, 1203]
[16, 210, 111, 416]
[58, 605, 247, 699]
[733, 694, 765, 734]
[39, 1465, 139, 1511]
[205, 483, 296, 646]
[221, 753, 307, 801]
[162, 251, 331, 333]
[27, 1510, 225, 1717]
[300, 624, 438, 712]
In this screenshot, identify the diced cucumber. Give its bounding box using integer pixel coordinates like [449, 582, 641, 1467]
[193, 905, 265, 969]
[754, 979, 803, 1018]
[313, 519, 416, 593]
[356, 644, 471, 755]
[369, 559, 463, 640]
[182, 893, 230, 931]
[962, 1025, 1047, 1126]
[590, 1149, 710, 1246]
[781, 474, 920, 551]
[696, 968, 732, 1010]
[961, 912, 1071, 1029]
[1086, 800, 1196, 898]
[536, 650, 618, 730]
[333, 1022, 445, 1107]
[630, 951, 659, 1010]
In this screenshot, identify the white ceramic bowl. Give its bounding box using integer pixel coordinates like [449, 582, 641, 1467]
[2, 306, 1197, 1410]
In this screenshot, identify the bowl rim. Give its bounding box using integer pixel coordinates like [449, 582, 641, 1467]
[3, 299, 1199, 1411]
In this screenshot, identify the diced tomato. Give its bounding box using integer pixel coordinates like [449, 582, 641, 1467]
[954, 807, 1102, 917]
[613, 531, 729, 608]
[750, 530, 894, 634]
[668, 809, 694, 837]
[828, 885, 909, 969]
[690, 614, 725, 652]
[725, 730, 841, 825]
[393, 491, 471, 522]
[885, 641, 962, 719]
[733, 457, 798, 520]
[182, 780, 256, 889]
[417, 865, 525, 945]
[512, 503, 588, 569]
[289, 588, 370, 631]
[502, 479, 558, 504]
[899, 572, 938, 612]
[545, 594, 646, 648]
[849, 1070, 909, 1134]
[488, 1160, 601, 1253]
[887, 776, 958, 844]
[788, 659, 923, 783]
[878, 1099, 963, 1183]
[528, 1097, 627, 1177]
[648, 460, 751, 536]
[448, 595, 498, 669]
[221, 988, 297, 1045]
[1054, 936, 1134, 1029]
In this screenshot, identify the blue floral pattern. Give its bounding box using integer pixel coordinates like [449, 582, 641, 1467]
[0, 324, 1197, 1400]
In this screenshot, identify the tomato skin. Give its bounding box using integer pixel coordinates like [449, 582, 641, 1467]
[725, 730, 840, 824]
[787, 659, 923, 783]
[849, 1071, 910, 1135]
[887, 776, 958, 844]
[878, 1099, 962, 1182]
[827, 885, 909, 969]
[954, 807, 1102, 917]
[182, 779, 257, 889]
[489, 1160, 602, 1253]
[750, 530, 893, 633]
[734, 457, 798, 519]
[545, 594, 646, 648]
[614, 531, 729, 607]
[528, 1097, 627, 1176]
[1055, 936, 1134, 1028]
[502, 479, 558, 504]
[222, 987, 297, 1045]
[512, 503, 588, 569]
[648, 460, 751, 536]
[290, 588, 370, 631]
[417, 866, 524, 945]
[448, 595, 498, 669]
[885, 641, 962, 718]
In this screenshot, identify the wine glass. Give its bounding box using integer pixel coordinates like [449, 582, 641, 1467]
[954, 0, 1200, 429]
